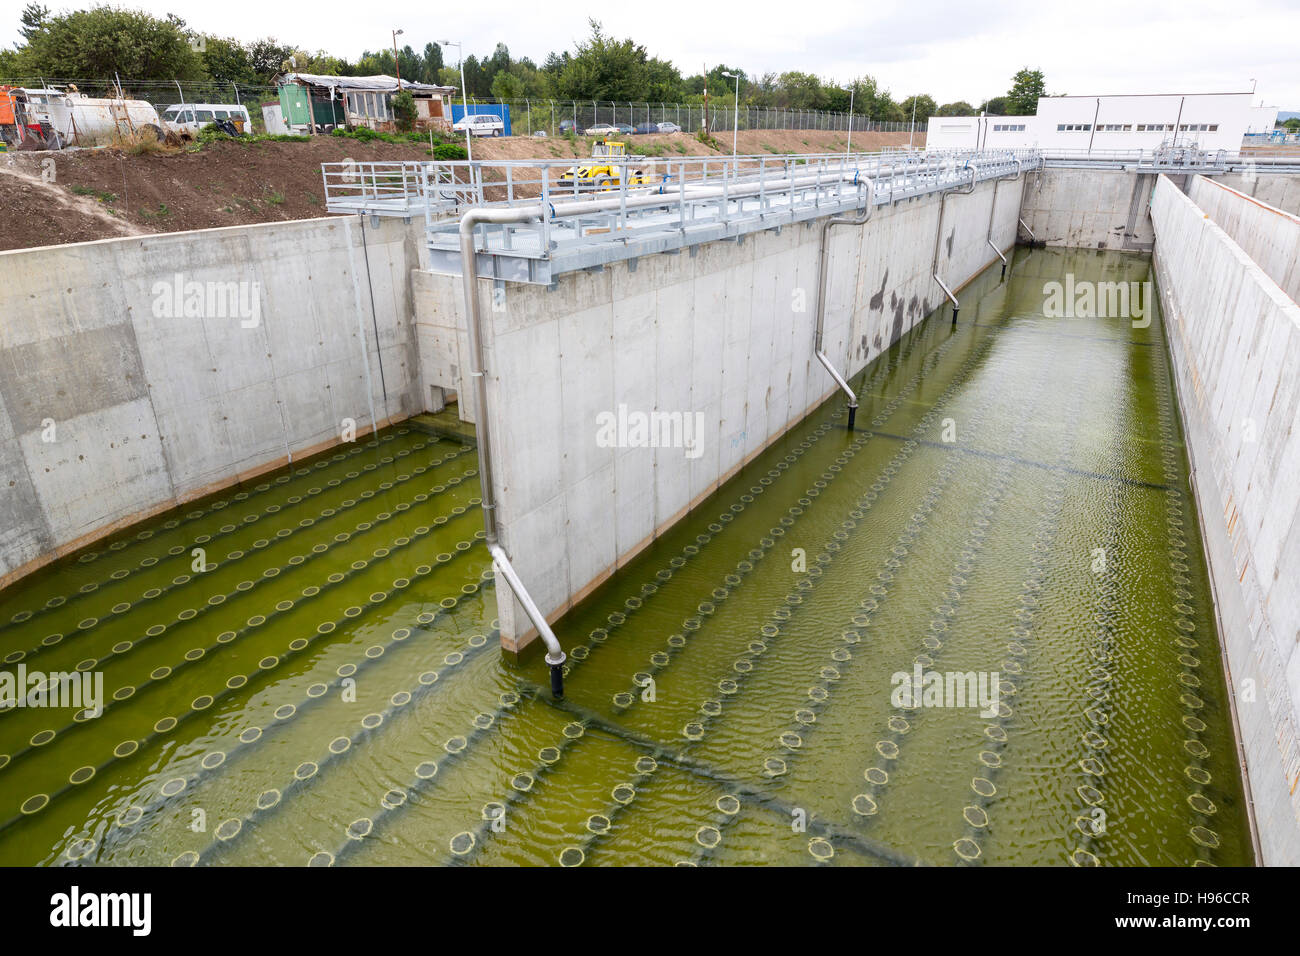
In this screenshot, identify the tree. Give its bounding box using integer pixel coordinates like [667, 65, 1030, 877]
[19, 2, 48, 41]
[462, 54, 487, 96]
[420, 42, 443, 83]
[980, 96, 1009, 115]
[898, 94, 937, 123]
[490, 70, 524, 101]
[936, 101, 974, 116]
[201, 36, 257, 85]
[774, 71, 823, 109]
[552, 19, 678, 102]
[18, 6, 205, 80]
[248, 37, 293, 81]
[1006, 68, 1045, 115]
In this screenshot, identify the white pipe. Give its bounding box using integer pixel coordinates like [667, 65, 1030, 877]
[813, 178, 874, 428]
[459, 206, 566, 688]
[932, 165, 977, 318]
[986, 159, 1022, 271]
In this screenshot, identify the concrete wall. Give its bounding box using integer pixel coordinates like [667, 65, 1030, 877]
[1018, 167, 1157, 250]
[1214, 171, 1300, 218]
[0, 215, 422, 587]
[415, 175, 1025, 651]
[1188, 176, 1300, 303]
[1020, 168, 1300, 249]
[1151, 173, 1300, 865]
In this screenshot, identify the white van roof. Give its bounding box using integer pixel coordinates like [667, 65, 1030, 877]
[164, 103, 248, 110]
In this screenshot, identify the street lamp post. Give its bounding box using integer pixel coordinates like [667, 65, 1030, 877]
[841, 85, 854, 158]
[721, 71, 740, 158]
[909, 95, 918, 149]
[392, 29, 403, 85]
[440, 40, 472, 162]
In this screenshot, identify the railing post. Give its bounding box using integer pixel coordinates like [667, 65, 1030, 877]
[541, 165, 552, 254]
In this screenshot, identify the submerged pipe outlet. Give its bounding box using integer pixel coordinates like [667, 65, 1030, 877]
[455, 166, 893, 679]
[814, 177, 875, 430]
[932, 164, 978, 323]
[986, 159, 1023, 278]
[459, 205, 567, 695]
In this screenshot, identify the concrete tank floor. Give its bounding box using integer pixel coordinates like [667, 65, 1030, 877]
[0, 246, 1251, 866]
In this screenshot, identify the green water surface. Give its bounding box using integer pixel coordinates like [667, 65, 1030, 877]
[0, 246, 1251, 866]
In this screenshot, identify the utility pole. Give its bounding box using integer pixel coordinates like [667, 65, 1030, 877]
[841, 84, 854, 157]
[392, 29, 403, 85]
[909, 95, 917, 149]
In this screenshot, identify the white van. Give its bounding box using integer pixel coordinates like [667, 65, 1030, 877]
[453, 113, 505, 137]
[161, 103, 252, 138]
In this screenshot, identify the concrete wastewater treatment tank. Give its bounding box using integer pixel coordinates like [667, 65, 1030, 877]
[0, 243, 1257, 867]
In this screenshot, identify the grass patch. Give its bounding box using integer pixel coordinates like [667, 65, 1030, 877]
[139, 202, 171, 219]
[70, 184, 117, 203]
[109, 128, 179, 156]
[195, 125, 311, 149]
[695, 129, 725, 151]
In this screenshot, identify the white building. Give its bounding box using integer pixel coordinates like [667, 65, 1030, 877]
[927, 92, 1279, 153]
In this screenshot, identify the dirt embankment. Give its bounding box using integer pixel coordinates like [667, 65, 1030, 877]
[0, 128, 922, 252]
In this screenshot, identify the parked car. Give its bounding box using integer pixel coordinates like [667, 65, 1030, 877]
[453, 113, 505, 137]
[586, 123, 618, 136]
[559, 118, 583, 135]
[657, 121, 681, 134]
[615, 123, 635, 134]
[634, 122, 658, 135]
[532, 129, 548, 137]
[161, 103, 251, 138]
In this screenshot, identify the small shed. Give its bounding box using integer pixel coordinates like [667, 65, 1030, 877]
[278, 73, 458, 133]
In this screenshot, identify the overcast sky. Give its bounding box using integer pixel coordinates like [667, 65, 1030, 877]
[5, 0, 1297, 108]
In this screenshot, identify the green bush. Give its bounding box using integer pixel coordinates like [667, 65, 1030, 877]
[331, 126, 436, 145]
[432, 143, 468, 161]
[195, 125, 309, 148]
[392, 90, 417, 132]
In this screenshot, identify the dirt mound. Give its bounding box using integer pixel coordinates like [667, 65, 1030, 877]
[0, 128, 921, 252]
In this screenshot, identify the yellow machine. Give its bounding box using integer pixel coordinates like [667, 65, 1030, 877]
[555, 139, 652, 192]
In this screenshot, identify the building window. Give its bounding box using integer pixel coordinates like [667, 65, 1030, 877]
[1209, 124, 1218, 132]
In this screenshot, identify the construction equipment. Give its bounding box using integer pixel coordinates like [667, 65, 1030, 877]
[554, 139, 652, 193]
[6, 86, 162, 149]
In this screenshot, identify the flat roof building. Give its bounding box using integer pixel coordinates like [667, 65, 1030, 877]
[927, 91, 1279, 152]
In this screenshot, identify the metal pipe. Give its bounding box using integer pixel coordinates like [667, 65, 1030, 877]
[459, 205, 566, 693]
[449, 164, 913, 674]
[986, 159, 1022, 277]
[814, 177, 874, 430]
[932, 164, 977, 323]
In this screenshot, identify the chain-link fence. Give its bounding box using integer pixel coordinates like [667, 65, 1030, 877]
[1, 78, 923, 138]
[471, 99, 917, 137]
